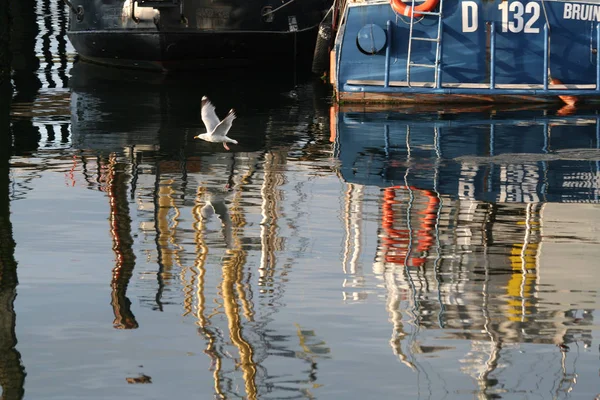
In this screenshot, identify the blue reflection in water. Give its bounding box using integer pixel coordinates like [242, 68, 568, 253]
[333, 103, 600, 398]
[336, 105, 600, 203]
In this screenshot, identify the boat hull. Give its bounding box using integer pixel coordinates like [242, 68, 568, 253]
[332, 0, 600, 104]
[66, 0, 332, 71]
[337, 91, 575, 104]
[68, 29, 321, 71]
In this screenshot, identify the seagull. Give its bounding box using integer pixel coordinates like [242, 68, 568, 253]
[194, 96, 238, 150]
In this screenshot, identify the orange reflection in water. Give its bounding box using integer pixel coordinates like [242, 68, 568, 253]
[380, 186, 439, 267]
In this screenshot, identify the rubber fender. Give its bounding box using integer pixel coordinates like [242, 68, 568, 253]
[312, 22, 333, 75]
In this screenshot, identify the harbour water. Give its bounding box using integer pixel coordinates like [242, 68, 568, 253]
[2, 2, 600, 399]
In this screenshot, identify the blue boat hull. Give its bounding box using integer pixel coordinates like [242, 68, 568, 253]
[332, 0, 600, 103]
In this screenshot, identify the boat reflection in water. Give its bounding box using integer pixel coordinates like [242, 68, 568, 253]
[10, 48, 600, 397]
[67, 60, 331, 398]
[333, 103, 600, 397]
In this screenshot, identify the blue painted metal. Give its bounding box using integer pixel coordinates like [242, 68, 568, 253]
[543, 23, 548, 91]
[342, 84, 600, 96]
[490, 21, 496, 90]
[385, 20, 393, 88]
[334, 0, 600, 102]
[597, 23, 600, 90]
[435, 21, 444, 88]
[597, 119, 600, 202]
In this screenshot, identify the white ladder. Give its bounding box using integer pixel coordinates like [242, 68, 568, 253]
[406, 0, 445, 88]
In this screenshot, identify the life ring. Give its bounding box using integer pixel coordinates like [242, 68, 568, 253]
[390, 0, 439, 18]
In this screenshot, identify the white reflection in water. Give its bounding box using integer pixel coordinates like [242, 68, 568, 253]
[335, 104, 600, 398]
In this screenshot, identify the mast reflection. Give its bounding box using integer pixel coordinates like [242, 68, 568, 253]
[106, 153, 139, 329]
[64, 55, 332, 398]
[334, 104, 600, 397]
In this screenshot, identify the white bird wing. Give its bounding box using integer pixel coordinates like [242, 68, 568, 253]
[201, 96, 220, 135]
[211, 109, 236, 139]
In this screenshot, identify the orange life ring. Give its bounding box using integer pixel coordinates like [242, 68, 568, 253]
[390, 0, 439, 18]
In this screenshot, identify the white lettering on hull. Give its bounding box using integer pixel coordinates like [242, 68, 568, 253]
[564, 3, 600, 21]
[462, 1, 478, 32]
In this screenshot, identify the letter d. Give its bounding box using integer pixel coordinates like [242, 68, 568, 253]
[462, 1, 479, 33]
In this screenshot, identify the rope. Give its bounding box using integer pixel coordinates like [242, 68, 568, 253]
[262, 0, 297, 16]
[61, 0, 84, 19]
[61, 0, 77, 14]
[322, 4, 333, 22]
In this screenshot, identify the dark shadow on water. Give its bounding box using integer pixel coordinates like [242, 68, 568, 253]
[0, 78, 26, 400]
[68, 60, 332, 157]
[9, 0, 42, 103]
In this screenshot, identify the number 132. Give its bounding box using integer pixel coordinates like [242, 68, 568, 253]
[498, 1, 540, 33]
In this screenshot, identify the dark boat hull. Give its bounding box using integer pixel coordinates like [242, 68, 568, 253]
[68, 28, 321, 71]
[66, 0, 332, 71]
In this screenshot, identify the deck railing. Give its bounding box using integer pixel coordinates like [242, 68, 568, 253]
[346, 14, 600, 98]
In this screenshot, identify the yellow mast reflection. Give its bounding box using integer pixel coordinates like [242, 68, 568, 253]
[144, 148, 325, 398]
[230, 179, 254, 322]
[192, 185, 225, 399]
[153, 159, 197, 312]
[106, 153, 139, 329]
[506, 202, 539, 323]
[221, 240, 257, 400]
[193, 161, 260, 399]
[156, 172, 181, 283]
[193, 186, 210, 328]
[259, 151, 285, 293]
[221, 164, 258, 400]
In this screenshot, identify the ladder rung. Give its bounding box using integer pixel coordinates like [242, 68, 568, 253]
[414, 10, 441, 16]
[406, 0, 444, 86]
[409, 63, 438, 68]
[411, 37, 440, 43]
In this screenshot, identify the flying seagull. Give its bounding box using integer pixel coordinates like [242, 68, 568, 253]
[194, 96, 238, 150]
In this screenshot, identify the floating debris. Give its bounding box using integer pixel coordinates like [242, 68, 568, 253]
[126, 374, 152, 384]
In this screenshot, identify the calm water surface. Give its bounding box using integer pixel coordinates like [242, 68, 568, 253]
[2, 3, 600, 399]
